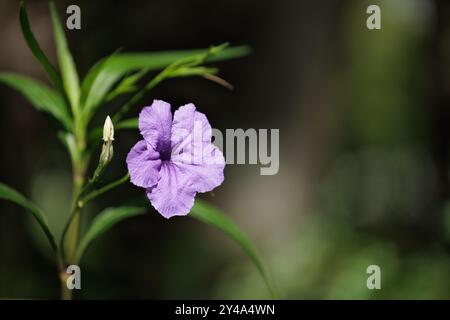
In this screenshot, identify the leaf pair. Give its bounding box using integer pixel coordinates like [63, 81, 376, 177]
[0, 179, 277, 298]
[75, 198, 277, 297]
[0, 180, 145, 264]
[1, 1, 250, 137]
[80, 45, 250, 124]
[0, 1, 75, 131]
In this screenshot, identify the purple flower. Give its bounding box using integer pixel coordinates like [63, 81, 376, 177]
[126, 100, 225, 218]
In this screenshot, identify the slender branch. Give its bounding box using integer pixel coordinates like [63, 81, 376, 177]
[113, 72, 166, 123]
[112, 46, 228, 123]
[79, 173, 130, 206]
[59, 196, 82, 261]
[59, 121, 87, 264]
[64, 162, 86, 263]
[59, 165, 105, 261]
[61, 173, 130, 256]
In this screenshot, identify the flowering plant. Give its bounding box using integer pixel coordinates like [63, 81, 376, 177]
[0, 1, 276, 299]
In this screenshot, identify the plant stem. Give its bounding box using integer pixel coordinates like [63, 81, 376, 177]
[80, 173, 130, 206]
[59, 119, 87, 300]
[59, 271, 72, 300]
[66, 159, 86, 263]
[60, 172, 129, 266]
[59, 161, 107, 260]
[112, 72, 166, 123]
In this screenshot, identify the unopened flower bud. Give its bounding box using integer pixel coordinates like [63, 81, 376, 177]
[103, 115, 114, 142]
[99, 142, 114, 167]
[99, 116, 114, 167]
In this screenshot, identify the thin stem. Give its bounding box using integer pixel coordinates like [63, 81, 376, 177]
[112, 49, 223, 123]
[67, 213, 81, 262]
[59, 161, 108, 259]
[60, 172, 130, 260]
[66, 165, 85, 264]
[113, 73, 166, 123]
[61, 121, 87, 264]
[58, 109, 87, 300]
[79, 173, 130, 206]
[60, 201, 79, 260]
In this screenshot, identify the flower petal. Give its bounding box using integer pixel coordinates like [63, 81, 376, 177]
[139, 99, 172, 153]
[171, 103, 212, 152]
[126, 140, 162, 188]
[170, 103, 225, 192]
[146, 162, 196, 219]
[173, 143, 225, 193]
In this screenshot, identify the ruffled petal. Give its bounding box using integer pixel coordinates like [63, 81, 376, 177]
[170, 103, 212, 153]
[139, 99, 172, 153]
[170, 103, 225, 192]
[146, 162, 196, 219]
[126, 140, 162, 188]
[172, 143, 225, 193]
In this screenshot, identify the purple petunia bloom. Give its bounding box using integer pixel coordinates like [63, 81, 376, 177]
[126, 100, 225, 219]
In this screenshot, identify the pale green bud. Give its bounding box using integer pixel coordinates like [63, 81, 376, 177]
[99, 116, 114, 167]
[103, 115, 114, 142]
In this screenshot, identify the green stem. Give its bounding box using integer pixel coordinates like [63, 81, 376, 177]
[60, 201, 79, 260]
[112, 72, 166, 123]
[79, 173, 130, 206]
[60, 172, 130, 259]
[65, 158, 86, 262]
[59, 271, 72, 300]
[59, 117, 87, 300]
[112, 52, 221, 123]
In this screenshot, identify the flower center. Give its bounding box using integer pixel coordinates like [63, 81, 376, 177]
[159, 147, 171, 161]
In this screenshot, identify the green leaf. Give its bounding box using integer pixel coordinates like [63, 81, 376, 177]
[80, 49, 121, 108]
[50, 2, 80, 113]
[0, 72, 72, 130]
[105, 68, 149, 102]
[81, 45, 250, 119]
[57, 131, 78, 165]
[19, 0, 63, 92]
[0, 182, 57, 253]
[116, 117, 138, 129]
[190, 199, 278, 298]
[76, 206, 146, 263]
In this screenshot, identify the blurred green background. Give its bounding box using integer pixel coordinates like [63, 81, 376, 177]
[0, 0, 449, 299]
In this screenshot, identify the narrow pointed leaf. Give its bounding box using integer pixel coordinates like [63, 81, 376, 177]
[105, 68, 149, 102]
[76, 206, 146, 263]
[116, 117, 138, 129]
[19, 0, 63, 92]
[58, 131, 78, 165]
[0, 72, 72, 130]
[190, 199, 278, 298]
[0, 182, 57, 253]
[82, 45, 250, 118]
[50, 2, 80, 113]
[80, 49, 122, 107]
